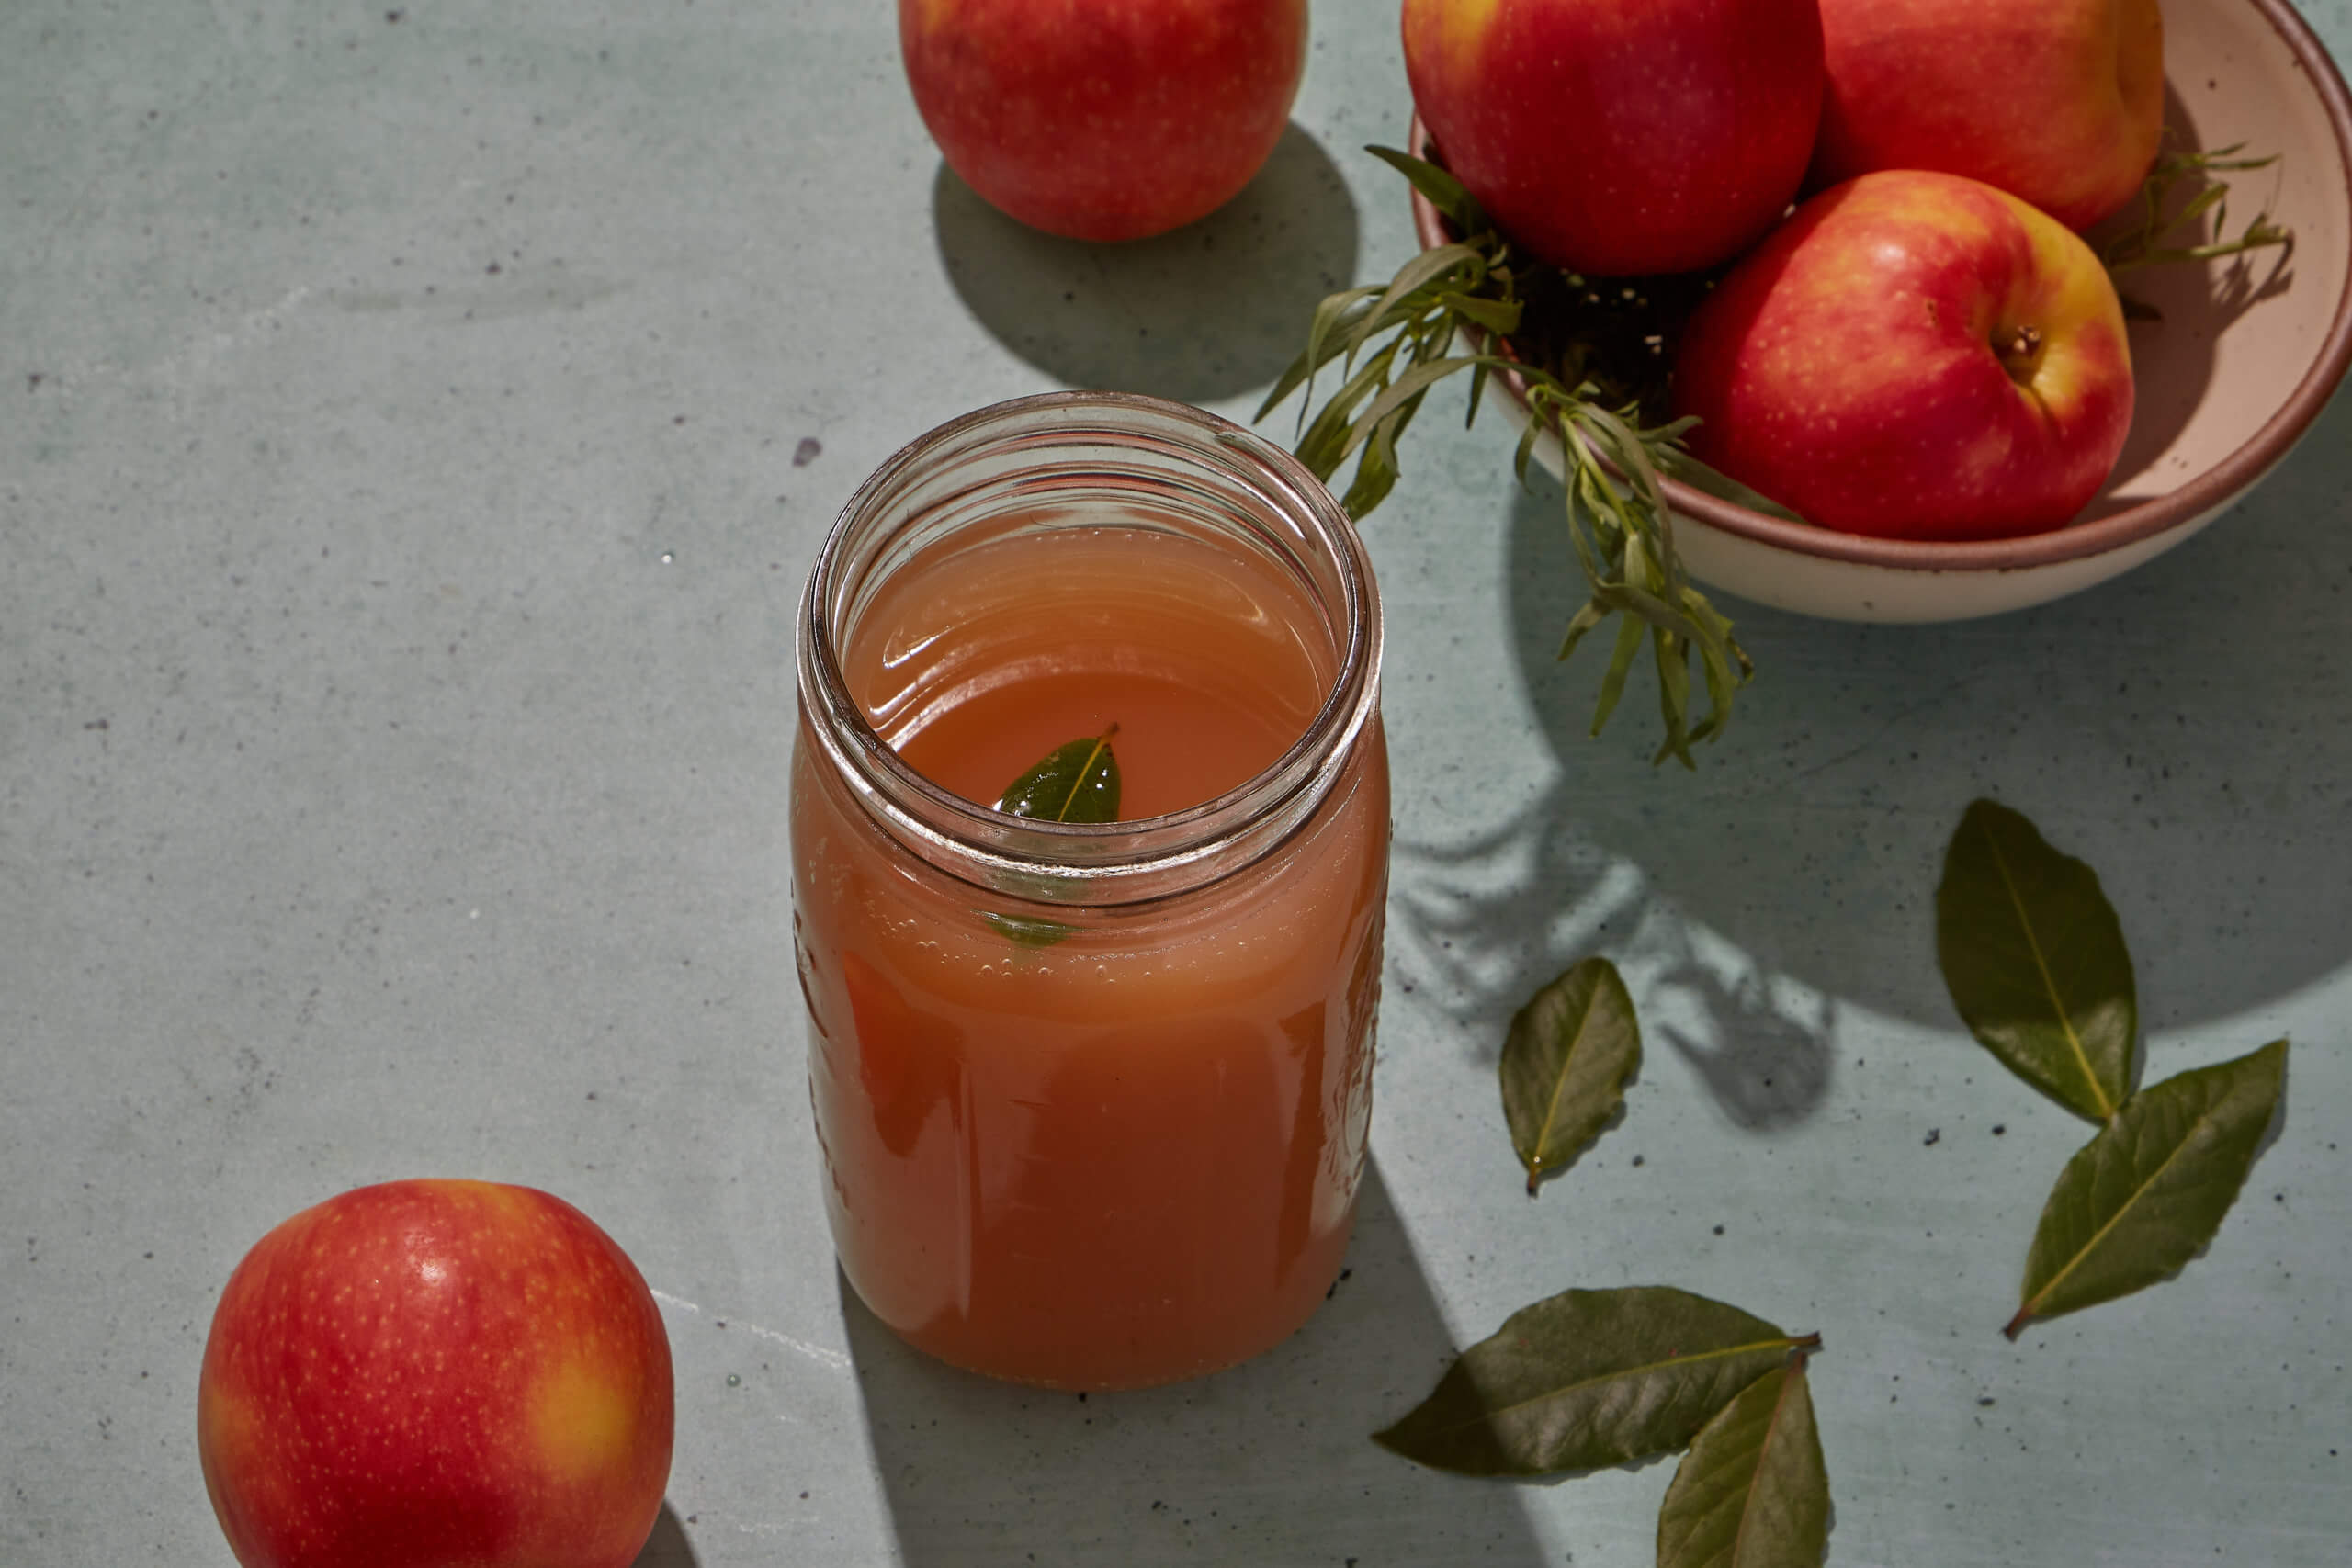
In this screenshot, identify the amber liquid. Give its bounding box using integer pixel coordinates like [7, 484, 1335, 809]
[793, 522, 1386, 1389]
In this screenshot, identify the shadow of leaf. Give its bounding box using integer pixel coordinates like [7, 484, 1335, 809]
[1650, 956, 1838, 1133]
[1391, 785, 1838, 1131]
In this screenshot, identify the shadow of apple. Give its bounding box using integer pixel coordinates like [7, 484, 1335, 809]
[630, 1503, 699, 1567]
[930, 123, 1359, 406]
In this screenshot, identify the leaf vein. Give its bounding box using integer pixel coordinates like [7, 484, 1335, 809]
[2025, 1089, 2230, 1318]
[1055, 733, 1114, 823]
[1984, 825, 2114, 1119]
[1529, 1003, 1595, 1167]
[1728, 1369, 1796, 1568]
[1426, 1337, 1795, 1438]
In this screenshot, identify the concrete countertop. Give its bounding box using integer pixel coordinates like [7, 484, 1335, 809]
[6, 3, 2349, 1563]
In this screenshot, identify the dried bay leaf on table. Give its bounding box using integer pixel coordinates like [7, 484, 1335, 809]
[1657, 1358, 1831, 1568]
[1499, 956, 1641, 1194]
[1936, 798, 2137, 1122]
[1374, 1286, 1816, 1477]
[2007, 1039, 2288, 1338]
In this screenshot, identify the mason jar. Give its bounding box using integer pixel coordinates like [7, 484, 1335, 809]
[790, 391, 1387, 1390]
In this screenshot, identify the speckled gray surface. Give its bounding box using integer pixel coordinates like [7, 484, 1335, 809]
[6, 3, 2350, 1564]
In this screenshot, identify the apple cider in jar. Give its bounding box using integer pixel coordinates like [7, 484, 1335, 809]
[791, 393, 1387, 1390]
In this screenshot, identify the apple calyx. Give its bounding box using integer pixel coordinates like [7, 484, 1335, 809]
[1995, 323, 2045, 386]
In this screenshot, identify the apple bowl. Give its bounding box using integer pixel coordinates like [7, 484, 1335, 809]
[1408, 0, 2352, 622]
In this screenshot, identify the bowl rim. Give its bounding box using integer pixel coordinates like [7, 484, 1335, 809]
[1405, 0, 2352, 573]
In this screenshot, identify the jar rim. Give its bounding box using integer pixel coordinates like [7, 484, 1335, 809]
[795, 390, 1383, 908]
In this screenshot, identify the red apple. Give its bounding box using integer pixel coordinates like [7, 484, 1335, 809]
[1671, 170, 2135, 542]
[1401, 0, 1825, 276]
[198, 1179, 673, 1568]
[899, 0, 1307, 243]
[1811, 0, 2165, 231]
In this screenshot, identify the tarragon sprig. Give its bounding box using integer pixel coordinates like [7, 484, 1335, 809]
[2098, 142, 2292, 319]
[1257, 148, 1757, 767]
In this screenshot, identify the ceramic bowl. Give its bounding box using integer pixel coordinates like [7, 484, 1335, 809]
[1408, 0, 2352, 622]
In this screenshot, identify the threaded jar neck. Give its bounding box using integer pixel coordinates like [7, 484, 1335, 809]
[796, 391, 1382, 908]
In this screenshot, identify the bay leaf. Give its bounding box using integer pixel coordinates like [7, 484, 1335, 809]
[1499, 956, 1641, 1194]
[1936, 798, 2136, 1122]
[997, 728, 1120, 823]
[2007, 1038, 2288, 1338]
[1373, 1286, 1815, 1477]
[982, 731, 1118, 946]
[1657, 1359, 1830, 1568]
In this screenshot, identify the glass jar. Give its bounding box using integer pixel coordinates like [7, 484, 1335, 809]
[790, 391, 1387, 1390]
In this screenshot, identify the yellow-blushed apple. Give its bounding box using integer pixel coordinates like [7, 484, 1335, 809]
[1401, 0, 1824, 276]
[899, 0, 1307, 243]
[198, 1179, 673, 1568]
[1671, 170, 2135, 542]
[1810, 0, 2165, 231]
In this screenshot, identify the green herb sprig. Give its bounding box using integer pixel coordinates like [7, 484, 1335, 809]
[1258, 149, 1774, 768]
[2098, 142, 2292, 319]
